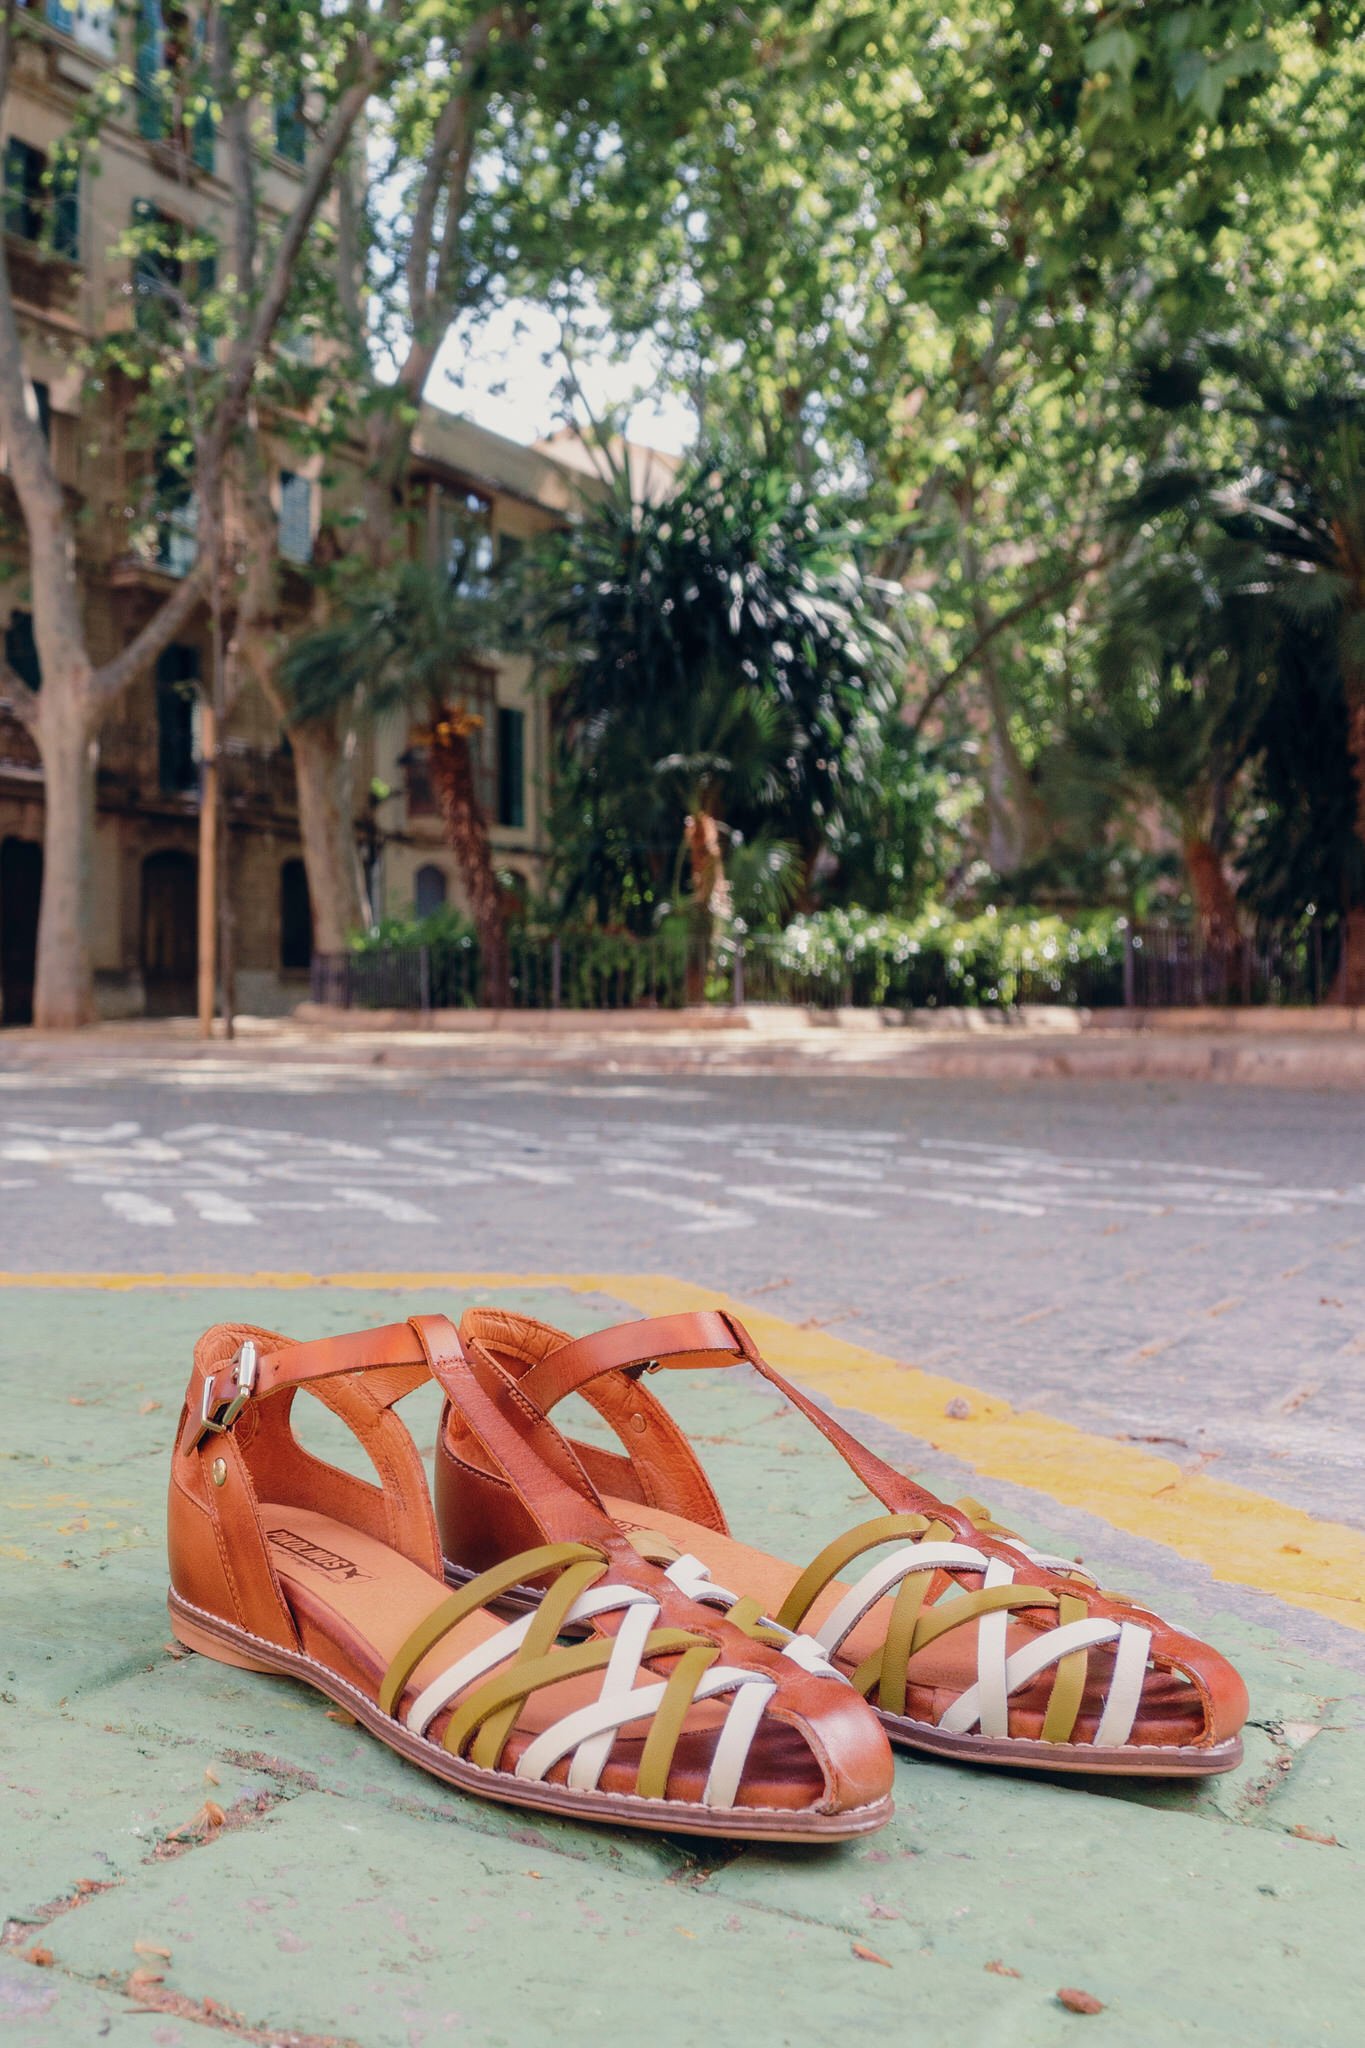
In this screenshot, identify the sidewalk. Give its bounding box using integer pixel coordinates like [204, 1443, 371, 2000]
[6, 1007, 1365, 1086]
[3, 1276, 1362, 2047]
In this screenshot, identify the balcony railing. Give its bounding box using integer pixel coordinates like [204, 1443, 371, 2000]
[96, 722, 298, 813]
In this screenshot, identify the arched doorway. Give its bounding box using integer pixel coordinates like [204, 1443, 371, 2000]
[279, 857, 313, 971]
[0, 836, 42, 1026]
[141, 849, 197, 1016]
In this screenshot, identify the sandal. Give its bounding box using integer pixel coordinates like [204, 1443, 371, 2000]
[439, 1308, 1248, 1777]
[167, 1314, 895, 1840]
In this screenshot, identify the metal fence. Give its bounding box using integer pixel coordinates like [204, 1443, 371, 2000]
[311, 930, 704, 1013]
[310, 917, 1337, 1014]
[1122, 920, 1329, 1008]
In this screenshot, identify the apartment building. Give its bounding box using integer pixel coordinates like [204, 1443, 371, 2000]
[0, 1, 576, 1023]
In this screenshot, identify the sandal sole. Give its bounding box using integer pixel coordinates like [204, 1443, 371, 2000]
[167, 1590, 892, 1844]
[442, 1562, 1242, 1780]
[876, 1706, 1243, 1776]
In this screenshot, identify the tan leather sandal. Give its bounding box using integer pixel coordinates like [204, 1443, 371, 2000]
[167, 1314, 895, 1841]
[439, 1308, 1249, 1778]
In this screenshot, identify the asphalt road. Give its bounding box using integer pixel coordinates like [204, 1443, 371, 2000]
[3, 1055, 1363, 1536]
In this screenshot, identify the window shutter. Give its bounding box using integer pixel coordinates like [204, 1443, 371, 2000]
[52, 159, 80, 262]
[191, 18, 215, 171]
[274, 98, 306, 165]
[136, 0, 166, 141]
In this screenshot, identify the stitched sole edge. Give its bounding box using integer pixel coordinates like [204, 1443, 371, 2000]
[443, 1560, 1244, 1779]
[166, 1589, 892, 1843]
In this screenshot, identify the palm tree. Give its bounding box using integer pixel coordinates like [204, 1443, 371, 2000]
[1060, 532, 1256, 936]
[283, 562, 512, 1002]
[537, 454, 899, 957]
[1123, 340, 1365, 992]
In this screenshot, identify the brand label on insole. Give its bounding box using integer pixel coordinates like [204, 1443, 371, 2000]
[267, 1528, 375, 1583]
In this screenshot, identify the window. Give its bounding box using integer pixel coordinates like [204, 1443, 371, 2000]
[4, 611, 40, 694]
[155, 643, 200, 794]
[131, 202, 216, 360]
[278, 471, 313, 564]
[274, 97, 307, 166]
[432, 485, 494, 596]
[4, 140, 79, 259]
[131, 197, 180, 319]
[279, 858, 313, 971]
[414, 864, 447, 918]
[401, 732, 436, 818]
[150, 444, 197, 576]
[37, 1, 116, 58]
[497, 705, 526, 829]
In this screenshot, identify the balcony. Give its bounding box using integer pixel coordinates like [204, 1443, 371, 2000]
[95, 720, 299, 816]
[0, 701, 42, 778]
[3, 234, 81, 322]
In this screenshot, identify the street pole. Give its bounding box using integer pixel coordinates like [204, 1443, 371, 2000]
[197, 472, 234, 1040]
[197, 692, 218, 1037]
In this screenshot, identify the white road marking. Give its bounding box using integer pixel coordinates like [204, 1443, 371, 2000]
[728, 1185, 879, 1220]
[608, 1186, 754, 1232]
[481, 1160, 575, 1186]
[922, 1137, 1265, 1181]
[601, 1159, 725, 1184]
[101, 1190, 175, 1226]
[183, 1189, 258, 1225]
[893, 1184, 1047, 1218]
[334, 1189, 439, 1223]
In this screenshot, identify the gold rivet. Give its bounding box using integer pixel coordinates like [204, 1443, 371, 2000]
[211, 1458, 228, 1487]
[629, 1412, 648, 1435]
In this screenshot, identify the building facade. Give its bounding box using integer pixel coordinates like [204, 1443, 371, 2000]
[0, 1, 579, 1023]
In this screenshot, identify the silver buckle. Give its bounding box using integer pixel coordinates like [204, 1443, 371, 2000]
[191, 1340, 258, 1448]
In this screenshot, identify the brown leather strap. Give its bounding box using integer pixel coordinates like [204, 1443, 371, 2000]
[720, 1317, 978, 1539]
[517, 1307, 977, 1542]
[180, 1320, 431, 1457]
[517, 1310, 743, 1416]
[409, 1313, 624, 1549]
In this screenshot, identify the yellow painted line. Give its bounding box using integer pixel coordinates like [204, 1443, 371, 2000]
[4, 1269, 1362, 1633]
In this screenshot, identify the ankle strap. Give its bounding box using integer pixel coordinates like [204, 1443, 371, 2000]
[180, 1316, 444, 1457]
[517, 1310, 744, 1416]
[507, 1306, 979, 1540]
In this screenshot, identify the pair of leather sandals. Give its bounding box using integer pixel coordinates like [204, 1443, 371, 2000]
[167, 1306, 1248, 1842]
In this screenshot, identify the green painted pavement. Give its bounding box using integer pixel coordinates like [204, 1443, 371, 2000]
[2, 1284, 1362, 2046]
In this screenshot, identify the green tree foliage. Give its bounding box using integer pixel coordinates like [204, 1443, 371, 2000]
[536, 457, 900, 937]
[1106, 338, 1365, 962]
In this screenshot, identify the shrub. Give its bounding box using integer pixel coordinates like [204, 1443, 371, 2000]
[756, 906, 1126, 1007]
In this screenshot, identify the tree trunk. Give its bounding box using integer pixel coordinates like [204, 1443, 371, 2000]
[428, 721, 506, 1005]
[32, 686, 98, 1028]
[682, 809, 727, 1004]
[291, 717, 369, 954]
[961, 530, 1049, 877]
[1181, 834, 1239, 939]
[1339, 694, 1365, 1003]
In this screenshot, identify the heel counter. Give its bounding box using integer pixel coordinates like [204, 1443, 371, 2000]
[167, 1414, 299, 1653]
[167, 1419, 237, 1625]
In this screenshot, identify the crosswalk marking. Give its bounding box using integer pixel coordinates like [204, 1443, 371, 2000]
[101, 1190, 176, 1226]
[8, 1103, 1354, 1239]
